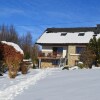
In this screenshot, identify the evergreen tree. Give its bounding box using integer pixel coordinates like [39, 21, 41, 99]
[88, 36, 100, 65]
[80, 36, 100, 67]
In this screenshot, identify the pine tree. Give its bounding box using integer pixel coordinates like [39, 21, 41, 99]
[97, 38, 100, 63]
[88, 36, 100, 66]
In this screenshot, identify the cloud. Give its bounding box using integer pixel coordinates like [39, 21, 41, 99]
[0, 8, 25, 17]
[46, 11, 71, 19]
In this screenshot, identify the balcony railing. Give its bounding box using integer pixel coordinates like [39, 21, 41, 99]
[38, 52, 62, 59]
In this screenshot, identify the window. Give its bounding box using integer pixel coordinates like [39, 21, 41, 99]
[78, 33, 85, 36]
[61, 33, 67, 36]
[76, 47, 85, 54]
[53, 47, 63, 56]
[57, 47, 63, 53]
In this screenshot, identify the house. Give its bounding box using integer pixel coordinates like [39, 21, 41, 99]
[36, 24, 100, 68]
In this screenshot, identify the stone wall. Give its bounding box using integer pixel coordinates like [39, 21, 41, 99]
[68, 45, 79, 66]
[40, 59, 60, 68]
[41, 62, 53, 68]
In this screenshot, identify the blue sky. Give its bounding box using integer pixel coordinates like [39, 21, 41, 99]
[0, 0, 100, 41]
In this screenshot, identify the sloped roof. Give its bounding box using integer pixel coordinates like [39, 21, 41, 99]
[36, 27, 100, 45]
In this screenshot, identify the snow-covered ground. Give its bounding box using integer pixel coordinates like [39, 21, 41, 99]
[0, 67, 100, 100]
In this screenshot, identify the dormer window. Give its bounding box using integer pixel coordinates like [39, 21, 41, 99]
[78, 33, 85, 36]
[61, 33, 67, 36]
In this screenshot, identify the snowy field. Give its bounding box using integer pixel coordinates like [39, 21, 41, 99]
[0, 67, 100, 100]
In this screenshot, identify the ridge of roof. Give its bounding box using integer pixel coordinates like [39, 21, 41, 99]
[46, 27, 96, 32]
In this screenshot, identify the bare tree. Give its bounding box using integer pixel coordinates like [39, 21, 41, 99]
[80, 47, 96, 68]
[20, 32, 32, 59]
[8, 25, 19, 44]
[0, 25, 19, 44]
[31, 44, 40, 64]
[0, 25, 9, 41]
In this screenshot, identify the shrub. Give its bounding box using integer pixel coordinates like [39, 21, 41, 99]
[33, 64, 36, 69]
[80, 47, 96, 68]
[77, 62, 84, 69]
[0, 42, 24, 78]
[20, 62, 28, 74]
[62, 66, 69, 70]
[8, 66, 18, 78]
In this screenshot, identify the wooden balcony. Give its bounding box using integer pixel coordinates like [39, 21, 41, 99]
[38, 52, 67, 68]
[38, 52, 62, 60]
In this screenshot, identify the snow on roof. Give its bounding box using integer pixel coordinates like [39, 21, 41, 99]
[96, 34, 100, 39]
[37, 31, 97, 44]
[1, 41, 24, 55]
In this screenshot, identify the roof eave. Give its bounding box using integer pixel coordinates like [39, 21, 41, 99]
[35, 42, 88, 46]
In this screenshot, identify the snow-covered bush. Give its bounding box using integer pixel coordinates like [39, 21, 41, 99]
[77, 62, 84, 69]
[0, 41, 24, 78]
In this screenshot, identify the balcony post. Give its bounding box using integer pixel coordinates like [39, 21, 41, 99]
[39, 58, 41, 69]
[59, 58, 61, 67]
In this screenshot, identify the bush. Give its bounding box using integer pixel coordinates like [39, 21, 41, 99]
[33, 63, 38, 69]
[0, 42, 24, 78]
[62, 66, 69, 70]
[20, 62, 28, 74]
[33, 64, 36, 69]
[77, 62, 84, 69]
[8, 67, 17, 78]
[0, 61, 8, 73]
[21, 66, 28, 74]
[80, 48, 96, 68]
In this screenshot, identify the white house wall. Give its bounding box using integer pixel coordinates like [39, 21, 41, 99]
[63, 48, 67, 58]
[42, 46, 53, 52]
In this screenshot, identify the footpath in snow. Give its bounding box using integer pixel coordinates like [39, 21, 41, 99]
[0, 69, 53, 100]
[0, 67, 100, 100]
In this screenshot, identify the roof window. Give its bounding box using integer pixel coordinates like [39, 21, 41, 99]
[61, 33, 67, 36]
[78, 33, 85, 36]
